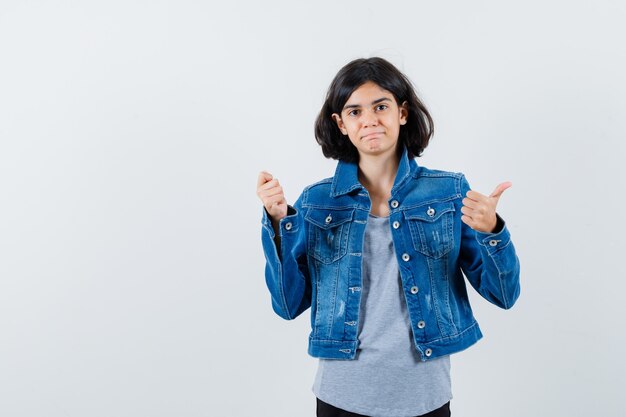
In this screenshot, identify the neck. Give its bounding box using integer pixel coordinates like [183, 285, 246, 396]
[357, 148, 400, 197]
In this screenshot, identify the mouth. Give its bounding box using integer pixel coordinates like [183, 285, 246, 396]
[361, 131, 384, 140]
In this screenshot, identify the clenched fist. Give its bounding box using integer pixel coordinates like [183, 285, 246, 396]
[257, 171, 288, 222]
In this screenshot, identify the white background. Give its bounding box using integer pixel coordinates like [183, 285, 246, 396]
[1, 1, 625, 416]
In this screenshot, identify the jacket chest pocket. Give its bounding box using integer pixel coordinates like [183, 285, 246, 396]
[305, 208, 354, 264]
[404, 202, 455, 259]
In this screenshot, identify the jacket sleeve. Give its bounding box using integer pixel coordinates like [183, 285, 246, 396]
[458, 174, 521, 309]
[260, 192, 311, 320]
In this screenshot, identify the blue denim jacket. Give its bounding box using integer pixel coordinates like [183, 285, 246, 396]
[261, 146, 521, 361]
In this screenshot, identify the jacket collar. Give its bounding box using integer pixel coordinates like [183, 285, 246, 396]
[330, 146, 418, 197]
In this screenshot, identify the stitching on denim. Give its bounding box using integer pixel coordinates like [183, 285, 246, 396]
[326, 264, 339, 339]
[307, 217, 318, 262]
[489, 247, 508, 308]
[425, 320, 479, 343]
[307, 222, 350, 264]
[482, 238, 502, 248]
[313, 261, 320, 338]
[341, 184, 363, 196]
[402, 198, 456, 211]
[304, 203, 363, 210]
[417, 216, 428, 254]
[261, 222, 275, 238]
[404, 206, 455, 222]
[407, 211, 454, 259]
[447, 211, 456, 257]
[406, 218, 421, 253]
[419, 172, 461, 179]
[441, 253, 457, 334]
[306, 177, 333, 192]
[281, 225, 299, 234]
[456, 174, 471, 199]
[490, 239, 512, 254]
[311, 338, 356, 344]
[305, 209, 354, 229]
[425, 256, 445, 337]
[276, 257, 291, 320]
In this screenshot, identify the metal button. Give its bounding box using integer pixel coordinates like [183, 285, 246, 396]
[392, 221, 400, 229]
[489, 240, 498, 247]
[417, 321, 426, 329]
[402, 253, 410, 262]
[284, 222, 292, 231]
[390, 200, 399, 208]
[325, 215, 332, 224]
[410, 286, 419, 294]
[427, 207, 435, 217]
[425, 348, 432, 357]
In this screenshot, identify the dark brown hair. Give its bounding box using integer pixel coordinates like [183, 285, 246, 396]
[314, 57, 434, 162]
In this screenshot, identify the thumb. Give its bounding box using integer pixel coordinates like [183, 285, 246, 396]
[257, 171, 273, 187]
[489, 181, 512, 199]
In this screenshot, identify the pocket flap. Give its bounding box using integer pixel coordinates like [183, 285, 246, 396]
[305, 208, 355, 229]
[403, 201, 455, 222]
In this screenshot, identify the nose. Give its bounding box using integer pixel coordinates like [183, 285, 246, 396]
[361, 109, 378, 127]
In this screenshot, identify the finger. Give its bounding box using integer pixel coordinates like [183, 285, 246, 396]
[489, 181, 512, 199]
[258, 185, 284, 199]
[460, 205, 475, 218]
[461, 197, 480, 209]
[265, 194, 286, 208]
[464, 204, 491, 221]
[460, 214, 474, 227]
[258, 178, 280, 191]
[465, 189, 488, 202]
[257, 171, 274, 187]
[461, 206, 488, 221]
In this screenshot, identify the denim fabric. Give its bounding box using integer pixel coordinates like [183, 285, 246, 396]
[260, 146, 521, 361]
[312, 215, 452, 416]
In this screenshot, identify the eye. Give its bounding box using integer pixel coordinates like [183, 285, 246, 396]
[376, 104, 388, 111]
[348, 109, 360, 117]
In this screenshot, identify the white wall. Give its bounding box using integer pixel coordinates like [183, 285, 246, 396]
[1, 1, 624, 416]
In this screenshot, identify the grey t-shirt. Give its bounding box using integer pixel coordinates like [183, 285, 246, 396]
[312, 214, 452, 417]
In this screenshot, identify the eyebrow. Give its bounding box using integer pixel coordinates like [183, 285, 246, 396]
[342, 97, 391, 111]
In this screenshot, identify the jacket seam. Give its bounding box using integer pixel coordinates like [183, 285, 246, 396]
[310, 338, 357, 344]
[276, 256, 292, 320]
[309, 320, 479, 345]
[489, 245, 509, 309]
[303, 203, 360, 210]
[422, 320, 479, 344]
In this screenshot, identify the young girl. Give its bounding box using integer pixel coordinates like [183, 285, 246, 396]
[256, 57, 521, 417]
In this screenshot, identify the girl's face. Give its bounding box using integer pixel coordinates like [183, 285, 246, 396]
[332, 81, 408, 160]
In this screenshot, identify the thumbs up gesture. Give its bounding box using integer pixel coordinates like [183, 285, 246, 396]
[461, 182, 512, 233]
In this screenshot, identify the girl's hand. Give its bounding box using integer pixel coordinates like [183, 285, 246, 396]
[257, 171, 288, 221]
[461, 182, 512, 233]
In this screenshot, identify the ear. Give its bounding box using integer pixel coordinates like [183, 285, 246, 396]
[399, 101, 409, 125]
[332, 113, 348, 135]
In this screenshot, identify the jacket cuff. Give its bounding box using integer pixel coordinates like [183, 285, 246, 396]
[474, 213, 511, 254]
[261, 205, 300, 239]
